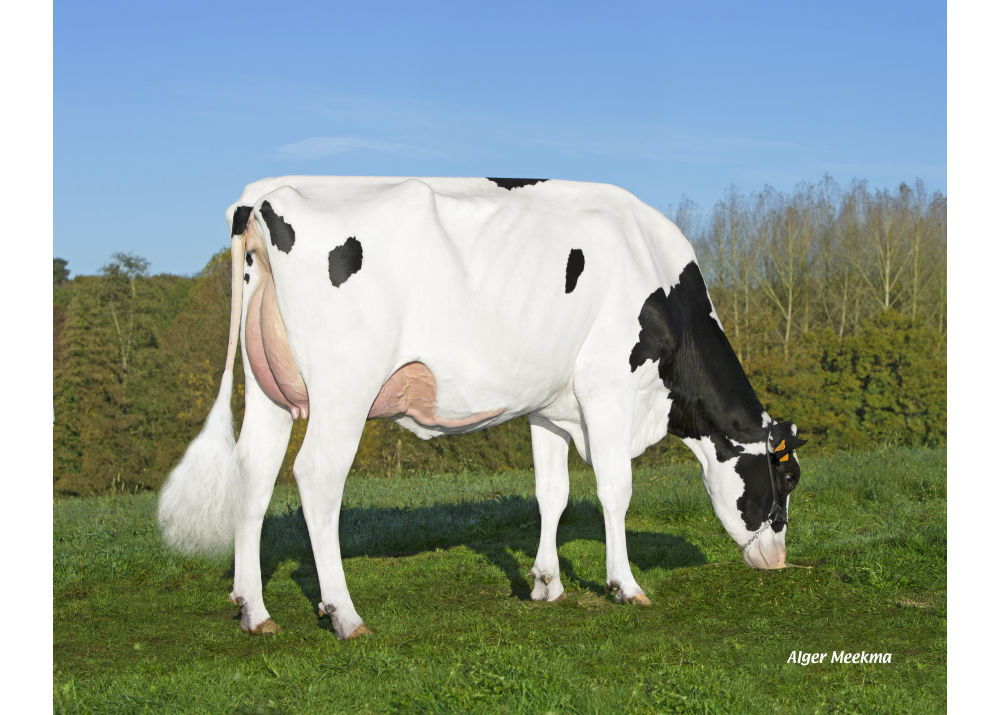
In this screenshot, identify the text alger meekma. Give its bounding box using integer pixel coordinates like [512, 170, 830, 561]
[787, 651, 893, 665]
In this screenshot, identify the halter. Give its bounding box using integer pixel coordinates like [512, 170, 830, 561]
[740, 424, 788, 552]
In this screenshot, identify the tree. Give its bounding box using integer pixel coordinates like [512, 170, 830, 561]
[54, 258, 70, 284]
[100, 253, 151, 408]
[815, 180, 866, 339]
[860, 185, 914, 313]
[759, 185, 815, 356]
[702, 187, 760, 363]
[926, 193, 947, 334]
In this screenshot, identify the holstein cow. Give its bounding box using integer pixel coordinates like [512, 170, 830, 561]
[159, 176, 805, 639]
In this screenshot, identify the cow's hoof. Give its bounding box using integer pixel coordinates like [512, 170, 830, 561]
[608, 581, 651, 605]
[621, 593, 652, 606]
[233, 596, 281, 634]
[612, 588, 651, 605]
[345, 625, 373, 640]
[248, 618, 283, 635]
[531, 589, 567, 603]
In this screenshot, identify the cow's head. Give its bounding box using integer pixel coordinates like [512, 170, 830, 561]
[684, 419, 805, 569]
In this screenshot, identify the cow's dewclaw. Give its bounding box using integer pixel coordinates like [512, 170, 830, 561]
[528, 569, 565, 602]
[317, 601, 336, 616]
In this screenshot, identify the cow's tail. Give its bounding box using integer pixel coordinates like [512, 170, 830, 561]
[158, 228, 248, 555]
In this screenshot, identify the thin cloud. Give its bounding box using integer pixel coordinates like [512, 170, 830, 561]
[274, 135, 435, 160]
[819, 161, 945, 178]
[505, 125, 803, 165]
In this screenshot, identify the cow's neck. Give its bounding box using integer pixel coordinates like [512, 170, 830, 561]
[629, 262, 768, 457]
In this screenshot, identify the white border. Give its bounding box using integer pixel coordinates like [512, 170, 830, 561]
[0, 0, 53, 702]
[948, 1, 995, 710]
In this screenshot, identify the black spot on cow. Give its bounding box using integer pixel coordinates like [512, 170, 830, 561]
[486, 178, 549, 190]
[565, 249, 585, 293]
[245, 251, 253, 266]
[733, 451, 780, 532]
[629, 261, 791, 531]
[260, 201, 295, 253]
[232, 206, 253, 237]
[244, 273, 250, 284]
[629, 261, 765, 443]
[328, 237, 363, 288]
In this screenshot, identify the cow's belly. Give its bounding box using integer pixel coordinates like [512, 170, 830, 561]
[375, 353, 579, 441]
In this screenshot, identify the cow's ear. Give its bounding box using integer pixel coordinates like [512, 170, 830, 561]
[769, 424, 790, 452]
[770, 422, 806, 454]
[786, 433, 807, 451]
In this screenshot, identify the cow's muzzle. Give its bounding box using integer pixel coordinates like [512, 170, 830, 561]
[740, 521, 787, 569]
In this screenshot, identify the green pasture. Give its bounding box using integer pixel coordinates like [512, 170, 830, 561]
[54, 448, 946, 714]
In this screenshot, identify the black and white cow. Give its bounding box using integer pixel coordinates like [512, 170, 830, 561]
[159, 176, 805, 639]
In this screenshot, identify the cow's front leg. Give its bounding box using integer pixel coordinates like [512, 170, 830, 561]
[293, 411, 371, 640]
[527, 416, 570, 602]
[231, 377, 294, 634]
[582, 401, 651, 605]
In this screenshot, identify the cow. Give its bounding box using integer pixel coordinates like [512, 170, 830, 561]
[158, 176, 805, 640]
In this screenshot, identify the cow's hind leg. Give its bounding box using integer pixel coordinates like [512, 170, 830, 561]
[231, 376, 294, 634]
[580, 396, 651, 605]
[527, 416, 570, 602]
[292, 407, 371, 640]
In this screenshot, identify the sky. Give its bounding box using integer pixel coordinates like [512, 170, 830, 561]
[54, 0, 946, 277]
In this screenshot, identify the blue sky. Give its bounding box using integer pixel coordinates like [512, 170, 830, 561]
[55, 0, 946, 277]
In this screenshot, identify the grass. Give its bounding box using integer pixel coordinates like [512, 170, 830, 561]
[53, 448, 946, 714]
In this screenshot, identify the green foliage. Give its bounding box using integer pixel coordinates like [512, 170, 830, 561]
[53, 449, 946, 713]
[53, 248, 945, 495]
[53, 250, 235, 495]
[53, 267, 196, 494]
[749, 311, 946, 452]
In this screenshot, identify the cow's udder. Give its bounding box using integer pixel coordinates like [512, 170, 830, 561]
[369, 362, 503, 428]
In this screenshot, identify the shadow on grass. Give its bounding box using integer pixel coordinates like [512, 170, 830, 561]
[253, 495, 706, 613]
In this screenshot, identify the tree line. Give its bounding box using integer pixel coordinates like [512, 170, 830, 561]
[53, 176, 946, 495]
[676, 175, 946, 356]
